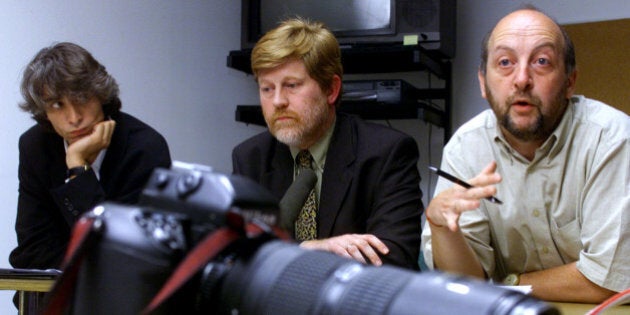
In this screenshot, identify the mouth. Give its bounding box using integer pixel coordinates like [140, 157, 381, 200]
[511, 98, 534, 107]
[508, 97, 539, 114]
[69, 127, 91, 139]
[271, 111, 297, 123]
[275, 116, 294, 122]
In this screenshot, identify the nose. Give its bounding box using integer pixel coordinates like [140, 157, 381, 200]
[66, 104, 82, 125]
[272, 88, 288, 108]
[513, 64, 533, 91]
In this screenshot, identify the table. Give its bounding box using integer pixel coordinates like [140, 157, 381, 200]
[553, 302, 630, 315]
[0, 268, 59, 315]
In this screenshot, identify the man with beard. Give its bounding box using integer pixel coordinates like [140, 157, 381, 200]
[421, 6, 629, 303]
[232, 18, 423, 270]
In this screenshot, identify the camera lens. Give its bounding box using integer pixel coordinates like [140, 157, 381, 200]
[217, 241, 559, 315]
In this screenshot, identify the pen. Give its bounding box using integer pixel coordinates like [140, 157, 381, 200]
[428, 166, 503, 205]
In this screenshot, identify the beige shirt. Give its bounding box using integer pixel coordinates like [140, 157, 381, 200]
[421, 96, 630, 292]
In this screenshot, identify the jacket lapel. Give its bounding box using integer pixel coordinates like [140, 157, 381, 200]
[99, 113, 125, 190]
[49, 135, 68, 185]
[262, 141, 293, 200]
[319, 115, 355, 237]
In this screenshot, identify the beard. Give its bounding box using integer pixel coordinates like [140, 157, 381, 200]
[486, 86, 569, 142]
[265, 98, 333, 148]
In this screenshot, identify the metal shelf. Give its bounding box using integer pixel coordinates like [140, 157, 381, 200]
[227, 45, 452, 141]
[227, 44, 449, 78]
[235, 102, 445, 128]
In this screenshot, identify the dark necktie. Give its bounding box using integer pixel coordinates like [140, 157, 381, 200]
[295, 150, 318, 241]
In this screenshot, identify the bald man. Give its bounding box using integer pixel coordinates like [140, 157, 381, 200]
[421, 6, 629, 303]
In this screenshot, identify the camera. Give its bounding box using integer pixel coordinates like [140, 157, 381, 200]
[67, 162, 559, 315]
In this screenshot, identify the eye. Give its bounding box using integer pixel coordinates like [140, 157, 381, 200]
[498, 58, 512, 67]
[535, 58, 550, 66]
[285, 81, 303, 91]
[259, 85, 273, 96]
[48, 101, 62, 110]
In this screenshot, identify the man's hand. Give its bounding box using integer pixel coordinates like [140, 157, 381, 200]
[300, 234, 390, 266]
[426, 161, 502, 232]
[66, 120, 116, 168]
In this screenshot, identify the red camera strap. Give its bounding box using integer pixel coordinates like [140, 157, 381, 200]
[142, 222, 291, 314]
[41, 211, 291, 315]
[141, 226, 241, 314]
[42, 216, 100, 315]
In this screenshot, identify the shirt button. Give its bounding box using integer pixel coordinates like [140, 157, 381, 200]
[542, 246, 549, 254]
[533, 209, 540, 217]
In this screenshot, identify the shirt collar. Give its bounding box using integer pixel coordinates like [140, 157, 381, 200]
[545, 97, 576, 160]
[289, 116, 336, 172]
[491, 99, 575, 164]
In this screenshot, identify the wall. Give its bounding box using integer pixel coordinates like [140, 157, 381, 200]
[0, 1, 259, 312]
[0, 0, 627, 312]
[564, 18, 630, 114]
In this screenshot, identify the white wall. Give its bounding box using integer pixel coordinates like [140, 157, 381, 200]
[0, 0, 626, 312]
[0, 1, 262, 312]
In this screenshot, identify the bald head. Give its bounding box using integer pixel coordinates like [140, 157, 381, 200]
[480, 8, 575, 77]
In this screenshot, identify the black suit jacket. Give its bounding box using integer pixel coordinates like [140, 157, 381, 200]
[9, 112, 172, 270]
[232, 113, 423, 269]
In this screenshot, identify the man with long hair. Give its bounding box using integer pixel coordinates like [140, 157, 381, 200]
[10, 42, 172, 272]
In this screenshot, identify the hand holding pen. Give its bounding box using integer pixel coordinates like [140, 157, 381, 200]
[425, 162, 502, 232]
[428, 166, 503, 204]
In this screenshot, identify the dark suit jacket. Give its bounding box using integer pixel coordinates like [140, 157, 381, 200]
[232, 113, 423, 269]
[9, 112, 172, 270]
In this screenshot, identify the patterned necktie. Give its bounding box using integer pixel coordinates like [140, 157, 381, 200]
[295, 150, 318, 241]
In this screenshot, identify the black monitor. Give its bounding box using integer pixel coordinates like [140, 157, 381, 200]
[240, 0, 456, 58]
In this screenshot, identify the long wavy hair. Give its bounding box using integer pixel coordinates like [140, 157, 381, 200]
[19, 42, 121, 130]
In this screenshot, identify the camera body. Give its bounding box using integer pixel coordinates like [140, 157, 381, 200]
[73, 204, 187, 314]
[73, 162, 279, 314]
[69, 163, 559, 315]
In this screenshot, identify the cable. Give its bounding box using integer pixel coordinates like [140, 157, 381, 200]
[586, 288, 630, 315]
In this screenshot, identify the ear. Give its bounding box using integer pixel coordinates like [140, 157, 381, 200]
[564, 69, 578, 99]
[327, 75, 342, 105]
[477, 68, 488, 99]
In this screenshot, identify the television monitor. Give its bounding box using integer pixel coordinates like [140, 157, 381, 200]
[240, 0, 456, 58]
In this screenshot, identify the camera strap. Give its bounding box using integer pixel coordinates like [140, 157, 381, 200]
[42, 215, 103, 315]
[41, 210, 291, 315]
[141, 226, 242, 314]
[142, 221, 291, 315]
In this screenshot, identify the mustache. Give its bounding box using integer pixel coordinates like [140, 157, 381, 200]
[270, 109, 299, 121]
[506, 93, 543, 107]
